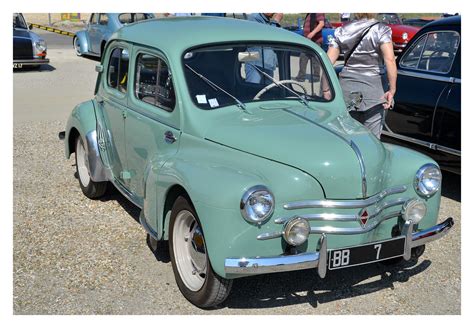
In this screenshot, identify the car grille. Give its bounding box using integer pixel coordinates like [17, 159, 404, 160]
[257, 185, 409, 240]
[14, 37, 33, 60]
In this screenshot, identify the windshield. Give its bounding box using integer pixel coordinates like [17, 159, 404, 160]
[183, 43, 334, 110]
[377, 13, 402, 25]
[13, 13, 28, 29]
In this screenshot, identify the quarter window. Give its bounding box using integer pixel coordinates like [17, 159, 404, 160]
[107, 48, 129, 93]
[135, 53, 175, 111]
[400, 31, 460, 73]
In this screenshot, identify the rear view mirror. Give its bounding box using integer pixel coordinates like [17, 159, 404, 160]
[348, 91, 363, 110]
[95, 64, 104, 73]
[238, 51, 260, 62]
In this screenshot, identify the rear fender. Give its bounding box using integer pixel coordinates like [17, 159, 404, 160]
[74, 30, 92, 54]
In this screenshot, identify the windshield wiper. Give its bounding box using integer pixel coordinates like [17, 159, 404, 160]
[248, 63, 310, 108]
[184, 64, 247, 111]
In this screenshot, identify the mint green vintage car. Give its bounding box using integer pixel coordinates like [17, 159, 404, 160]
[62, 17, 454, 308]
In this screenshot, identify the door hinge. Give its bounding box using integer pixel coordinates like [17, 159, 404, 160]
[120, 171, 131, 180]
[122, 110, 127, 119]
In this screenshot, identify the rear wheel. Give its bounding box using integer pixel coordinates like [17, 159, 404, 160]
[169, 196, 232, 308]
[75, 136, 107, 199]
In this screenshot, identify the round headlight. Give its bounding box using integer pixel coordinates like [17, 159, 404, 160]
[402, 199, 427, 224]
[414, 164, 442, 197]
[402, 32, 409, 40]
[284, 217, 310, 246]
[34, 39, 47, 52]
[240, 185, 275, 224]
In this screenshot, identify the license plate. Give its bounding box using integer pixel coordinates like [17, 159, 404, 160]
[328, 236, 405, 270]
[13, 63, 23, 69]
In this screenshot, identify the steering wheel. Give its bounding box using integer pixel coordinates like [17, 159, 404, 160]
[425, 50, 448, 71]
[253, 80, 308, 100]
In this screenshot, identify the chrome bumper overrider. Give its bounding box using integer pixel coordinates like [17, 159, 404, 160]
[224, 218, 454, 277]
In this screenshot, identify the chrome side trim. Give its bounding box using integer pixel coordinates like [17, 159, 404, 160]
[398, 69, 461, 84]
[283, 185, 407, 210]
[350, 141, 367, 198]
[225, 218, 454, 276]
[381, 130, 461, 157]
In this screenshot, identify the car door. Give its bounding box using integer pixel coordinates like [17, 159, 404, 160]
[87, 14, 100, 53]
[89, 13, 108, 54]
[96, 43, 131, 187]
[125, 46, 181, 230]
[384, 29, 457, 146]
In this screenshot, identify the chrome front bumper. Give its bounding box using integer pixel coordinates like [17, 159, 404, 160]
[224, 217, 454, 278]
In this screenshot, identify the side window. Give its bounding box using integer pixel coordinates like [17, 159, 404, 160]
[90, 13, 98, 25]
[399, 34, 427, 69]
[400, 31, 460, 73]
[107, 48, 129, 93]
[135, 53, 176, 111]
[99, 14, 109, 26]
[118, 13, 132, 24]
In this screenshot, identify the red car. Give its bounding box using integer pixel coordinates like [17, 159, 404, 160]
[331, 13, 420, 54]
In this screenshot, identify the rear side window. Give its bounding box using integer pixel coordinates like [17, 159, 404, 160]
[90, 14, 98, 25]
[118, 13, 152, 24]
[400, 31, 460, 74]
[99, 13, 109, 25]
[135, 53, 175, 111]
[107, 48, 129, 93]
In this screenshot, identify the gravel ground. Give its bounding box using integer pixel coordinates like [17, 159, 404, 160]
[13, 120, 461, 314]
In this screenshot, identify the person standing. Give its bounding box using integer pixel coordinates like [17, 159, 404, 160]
[295, 13, 326, 82]
[244, 13, 281, 84]
[326, 13, 397, 139]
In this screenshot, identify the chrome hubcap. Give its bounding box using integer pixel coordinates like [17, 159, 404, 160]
[74, 38, 81, 55]
[173, 210, 207, 291]
[76, 139, 90, 187]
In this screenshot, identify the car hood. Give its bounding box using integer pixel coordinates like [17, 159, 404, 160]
[203, 105, 388, 199]
[389, 24, 420, 37]
[13, 28, 31, 39]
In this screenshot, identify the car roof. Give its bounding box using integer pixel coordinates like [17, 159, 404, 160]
[111, 16, 316, 55]
[424, 15, 460, 28]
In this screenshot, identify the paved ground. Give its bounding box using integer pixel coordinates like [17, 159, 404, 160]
[13, 31, 461, 314]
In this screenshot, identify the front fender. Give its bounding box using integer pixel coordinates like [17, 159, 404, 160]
[74, 30, 91, 54]
[149, 134, 325, 277]
[382, 143, 441, 230]
[64, 99, 108, 182]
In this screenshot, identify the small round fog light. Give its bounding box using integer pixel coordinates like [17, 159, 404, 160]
[284, 217, 310, 246]
[402, 199, 427, 224]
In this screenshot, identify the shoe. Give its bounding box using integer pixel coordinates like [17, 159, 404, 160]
[295, 75, 305, 82]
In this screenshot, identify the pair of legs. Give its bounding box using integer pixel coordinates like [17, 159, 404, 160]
[296, 53, 320, 82]
[350, 105, 386, 139]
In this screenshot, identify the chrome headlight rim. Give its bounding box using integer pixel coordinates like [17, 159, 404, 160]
[34, 39, 47, 52]
[283, 217, 310, 246]
[414, 163, 442, 197]
[240, 185, 275, 224]
[401, 198, 427, 224]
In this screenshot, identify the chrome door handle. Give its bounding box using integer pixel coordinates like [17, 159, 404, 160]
[164, 131, 177, 144]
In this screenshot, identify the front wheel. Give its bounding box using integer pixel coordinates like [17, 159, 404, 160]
[73, 37, 82, 56]
[169, 196, 232, 308]
[75, 136, 107, 199]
